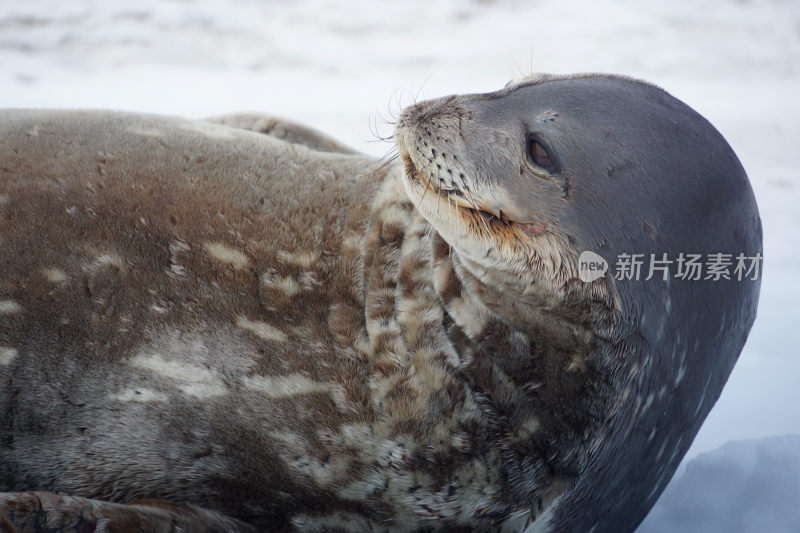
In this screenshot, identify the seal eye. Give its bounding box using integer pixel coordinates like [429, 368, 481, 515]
[528, 139, 553, 169]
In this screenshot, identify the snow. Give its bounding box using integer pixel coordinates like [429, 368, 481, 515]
[1, 0, 798, 529]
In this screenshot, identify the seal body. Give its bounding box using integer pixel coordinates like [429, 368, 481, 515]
[0, 74, 761, 532]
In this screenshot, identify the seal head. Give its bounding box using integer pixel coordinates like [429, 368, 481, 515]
[395, 73, 762, 531]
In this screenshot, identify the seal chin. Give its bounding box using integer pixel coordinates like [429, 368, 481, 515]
[398, 154, 513, 248]
[401, 155, 549, 236]
[397, 152, 575, 296]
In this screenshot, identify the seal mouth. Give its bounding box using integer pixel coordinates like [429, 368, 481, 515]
[401, 154, 548, 236]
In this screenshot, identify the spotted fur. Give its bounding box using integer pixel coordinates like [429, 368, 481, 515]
[0, 73, 761, 532]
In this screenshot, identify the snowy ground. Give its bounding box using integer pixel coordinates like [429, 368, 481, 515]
[1, 0, 798, 530]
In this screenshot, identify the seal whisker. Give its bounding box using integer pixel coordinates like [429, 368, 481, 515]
[370, 151, 399, 175]
[378, 146, 398, 163]
[455, 196, 467, 250]
[446, 190, 457, 244]
[447, 190, 453, 220]
[384, 87, 407, 124]
[369, 110, 397, 145]
[511, 54, 526, 79]
[414, 70, 438, 105]
[447, 191, 463, 250]
[436, 177, 443, 215]
[417, 166, 433, 209]
[417, 173, 432, 207]
[462, 188, 492, 236]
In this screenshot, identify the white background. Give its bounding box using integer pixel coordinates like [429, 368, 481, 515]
[1, 0, 798, 530]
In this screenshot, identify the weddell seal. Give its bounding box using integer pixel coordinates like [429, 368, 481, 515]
[0, 73, 762, 532]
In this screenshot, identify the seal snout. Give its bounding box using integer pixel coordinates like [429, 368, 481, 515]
[396, 93, 557, 244]
[396, 94, 460, 129]
[395, 96, 467, 194]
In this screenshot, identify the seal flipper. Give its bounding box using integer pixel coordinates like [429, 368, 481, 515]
[0, 491, 256, 532]
[205, 113, 360, 155]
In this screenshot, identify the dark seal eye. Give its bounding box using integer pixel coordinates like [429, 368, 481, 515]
[528, 139, 553, 169]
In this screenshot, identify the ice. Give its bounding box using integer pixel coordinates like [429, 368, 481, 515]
[639, 435, 800, 533]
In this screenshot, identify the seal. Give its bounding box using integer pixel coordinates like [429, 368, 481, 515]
[0, 73, 762, 532]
